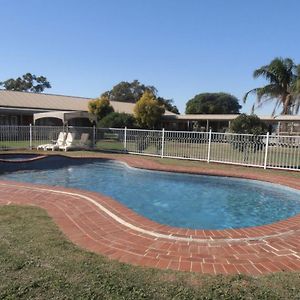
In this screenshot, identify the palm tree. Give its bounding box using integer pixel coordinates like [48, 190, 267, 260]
[244, 57, 298, 115]
[291, 64, 300, 114]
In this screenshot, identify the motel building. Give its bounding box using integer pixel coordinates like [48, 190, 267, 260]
[0, 90, 300, 135]
[162, 114, 300, 135]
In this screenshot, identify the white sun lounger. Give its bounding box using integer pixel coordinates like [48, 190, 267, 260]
[59, 133, 90, 152]
[58, 132, 77, 152]
[37, 132, 67, 151]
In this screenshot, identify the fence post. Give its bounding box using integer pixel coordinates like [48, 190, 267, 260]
[124, 127, 127, 151]
[207, 129, 212, 163]
[93, 125, 96, 148]
[263, 132, 270, 169]
[29, 124, 32, 150]
[161, 128, 165, 158]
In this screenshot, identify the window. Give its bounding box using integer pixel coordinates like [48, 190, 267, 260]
[0, 115, 19, 125]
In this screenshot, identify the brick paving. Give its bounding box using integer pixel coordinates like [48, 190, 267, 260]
[1, 153, 300, 275]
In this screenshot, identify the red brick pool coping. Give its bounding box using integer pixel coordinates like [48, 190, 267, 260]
[1, 153, 300, 275]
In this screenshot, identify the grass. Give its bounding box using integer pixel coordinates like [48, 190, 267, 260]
[68, 139, 300, 169]
[0, 140, 51, 150]
[1, 205, 300, 299]
[0, 141, 31, 149]
[95, 139, 124, 151]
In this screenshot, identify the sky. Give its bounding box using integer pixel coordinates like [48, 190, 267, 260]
[0, 0, 299, 115]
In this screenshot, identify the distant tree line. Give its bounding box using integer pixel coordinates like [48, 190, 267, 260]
[0, 73, 51, 93]
[2, 56, 300, 130]
[101, 80, 179, 114]
[185, 93, 241, 114]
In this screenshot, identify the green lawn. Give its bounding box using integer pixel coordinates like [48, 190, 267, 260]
[1, 205, 300, 299]
[95, 139, 124, 151]
[0, 141, 31, 149]
[94, 138, 300, 169]
[0, 140, 50, 150]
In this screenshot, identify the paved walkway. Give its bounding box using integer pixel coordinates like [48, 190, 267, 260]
[1, 154, 300, 275]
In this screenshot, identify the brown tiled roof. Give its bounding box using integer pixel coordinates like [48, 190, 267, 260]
[0, 90, 176, 115]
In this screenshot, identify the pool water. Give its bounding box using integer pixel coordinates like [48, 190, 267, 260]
[1, 159, 300, 229]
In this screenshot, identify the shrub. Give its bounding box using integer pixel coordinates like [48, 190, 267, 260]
[88, 95, 114, 123]
[134, 91, 165, 129]
[98, 112, 136, 128]
[229, 114, 268, 155]
[230, 114, 268, 135]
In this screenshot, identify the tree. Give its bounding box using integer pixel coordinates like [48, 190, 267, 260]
[229, 114, 268, 156]
[134, 91, 165, 129]
[0, 73, 51, 92]
[291, 64, 300, 114]
[185, 93, 241, 114]
[157, 97, 179, 114]
[88, 95, 114, 123]
[230, 114, 268, 135]
[244, 57, 298, 115]
[103, 80, 156, 103]
[98, 112, 136, 128]
[102, 80, 179, 113]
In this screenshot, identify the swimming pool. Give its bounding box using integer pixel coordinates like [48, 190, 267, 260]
[1, 157, 300, 229]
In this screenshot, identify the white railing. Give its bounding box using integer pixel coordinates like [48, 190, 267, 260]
[95, 128, 300, 171]
[0, 125, 299, 171]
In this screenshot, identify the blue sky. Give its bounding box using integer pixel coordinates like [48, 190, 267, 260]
[0, 0, 299, 114]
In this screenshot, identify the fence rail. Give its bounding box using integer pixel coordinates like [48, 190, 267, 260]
[0, 125, 299, 171]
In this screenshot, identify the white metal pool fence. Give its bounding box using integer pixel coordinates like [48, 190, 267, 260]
[0, 125, 299, 171]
